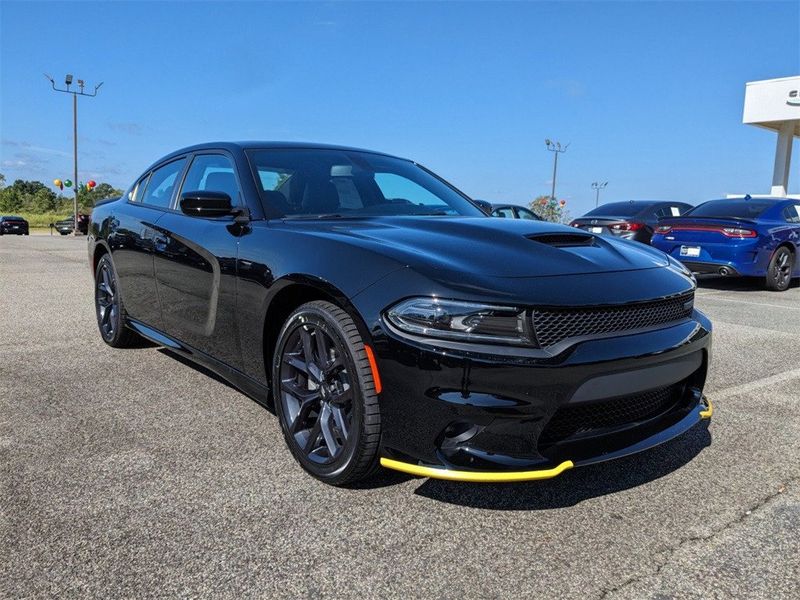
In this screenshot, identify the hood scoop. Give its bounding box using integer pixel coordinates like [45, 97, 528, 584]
[526, 232, 596, 248]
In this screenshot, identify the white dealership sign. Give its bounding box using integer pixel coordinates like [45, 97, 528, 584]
[743, 76, 800, 132]
[743, 76, 800, 196]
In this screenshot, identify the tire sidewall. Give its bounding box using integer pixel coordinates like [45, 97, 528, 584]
[767, 247, 794, 291]
[272, 304, 367, 482]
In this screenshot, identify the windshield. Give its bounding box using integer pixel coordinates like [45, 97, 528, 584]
[684, 200, 774, 220]
[248, 148, 485, 218]
[584, 202, 653, 217]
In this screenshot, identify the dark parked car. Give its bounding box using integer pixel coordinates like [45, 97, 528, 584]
[571, 201, 693, 244]
[54, 214, 90, 235]
[651, 196, 800, 291]
[88, 142, 712, 485]
[474, 200, 542, 220]
[0, 215, 29, 235]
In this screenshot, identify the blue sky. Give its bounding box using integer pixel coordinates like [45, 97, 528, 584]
[1, 1, 798, 216]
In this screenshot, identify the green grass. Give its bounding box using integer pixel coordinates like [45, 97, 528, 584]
[14, 212, 73, 228]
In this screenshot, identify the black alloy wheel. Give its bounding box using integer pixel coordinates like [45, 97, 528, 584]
[273, 300, 381, 485]
[766, 247, 794, 292]
[94, 254, 137, 347]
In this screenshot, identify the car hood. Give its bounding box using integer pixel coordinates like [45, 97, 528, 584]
[276, 216, 669, 278]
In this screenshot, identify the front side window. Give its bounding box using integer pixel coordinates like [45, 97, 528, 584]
[248, 149, 484, 218]
[181, 154, 240, 204]
[139, 158, 187, 209]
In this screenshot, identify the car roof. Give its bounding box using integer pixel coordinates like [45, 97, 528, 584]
[156, 141, 406, 165]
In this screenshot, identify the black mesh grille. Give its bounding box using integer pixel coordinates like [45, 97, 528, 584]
[532, 292, 693, 348]
[539, 384, 682, 445]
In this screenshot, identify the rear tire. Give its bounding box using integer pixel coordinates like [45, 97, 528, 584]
[95, 254, 138, 347]
[272, 300, 381, 485]
[765, 246, 794, 291]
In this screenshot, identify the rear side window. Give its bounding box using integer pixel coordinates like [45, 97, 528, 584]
[139, 158, 187, 208]
[181, 154, 240, 204]
[783, 205, 800, 223]
[516, 207, 539, 220]
[493, 207, 515, 218]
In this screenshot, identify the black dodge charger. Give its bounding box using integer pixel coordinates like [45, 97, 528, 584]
[88, 142, 713, 485]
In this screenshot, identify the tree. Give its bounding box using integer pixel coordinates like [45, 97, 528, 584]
[529, 195, 571, 224]
[0, 178, 58, 213]
[77, 182, 124, 211]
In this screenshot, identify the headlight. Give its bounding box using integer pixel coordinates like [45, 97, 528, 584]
[385, 298, 531, 345]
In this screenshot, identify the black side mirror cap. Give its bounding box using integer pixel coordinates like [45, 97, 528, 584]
[180, 191, 234, 218]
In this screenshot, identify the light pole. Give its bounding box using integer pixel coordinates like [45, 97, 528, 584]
[591, 181, 609, 207]
[544, 139, 569, 202]
[45, 73, 103, 236]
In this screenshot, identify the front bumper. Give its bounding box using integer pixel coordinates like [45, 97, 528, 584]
[381, 397, 712, 482]
[374, 312, 712, 479]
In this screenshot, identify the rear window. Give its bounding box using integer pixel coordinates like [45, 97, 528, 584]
[684, 200, 774, 220]
[584, 202, 653, 217]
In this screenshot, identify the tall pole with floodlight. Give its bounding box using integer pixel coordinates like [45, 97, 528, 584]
[45, 73, 103, 236]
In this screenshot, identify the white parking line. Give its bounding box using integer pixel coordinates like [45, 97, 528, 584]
[711, 366, 800, 400]
[698, 295, 800, 311]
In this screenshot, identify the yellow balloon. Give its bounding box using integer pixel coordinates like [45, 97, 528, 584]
[53, 179, 62, 187]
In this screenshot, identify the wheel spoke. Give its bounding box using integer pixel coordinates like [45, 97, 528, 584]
[303, 419, 323, 454]
[102, 267, 113, 293]
[283, 353, 308, 374]
[331, 405, 349, 439]
[315, 329, 330, 369]
[319, 404, 339, 457]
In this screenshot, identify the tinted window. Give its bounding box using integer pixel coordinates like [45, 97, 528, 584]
[248, 149, 484, 218]
[783, 205, 800, 224]
[493, 207, 515, 218]
[139, 159, 186, 208]
[516, 207, 540, 220]
[585, 202, 653, 217]
[181, 154, 240, 204]
[654, 205, 685, 219]
[131, 174, 150, 202]
[685, 200, 774, 220]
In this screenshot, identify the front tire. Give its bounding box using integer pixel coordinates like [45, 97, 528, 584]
[272, 300, 381, 485]
[765, 247, 794, 291]
[95, 254, 138, 347]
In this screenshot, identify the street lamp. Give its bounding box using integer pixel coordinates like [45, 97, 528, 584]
[591, 181, 608, 207]
[545, 139, 569, 202]
[45, 73, 103, 236]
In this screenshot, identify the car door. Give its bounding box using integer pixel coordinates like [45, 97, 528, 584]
[152, 152, 245, 369]
[109, 159, 187, 330]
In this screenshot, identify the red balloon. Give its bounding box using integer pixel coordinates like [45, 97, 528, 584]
[87, 180, 97, 189]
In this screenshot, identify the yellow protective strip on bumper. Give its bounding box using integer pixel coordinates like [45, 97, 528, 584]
[380, 457, 574, 482]
[700, 397, 713, 419]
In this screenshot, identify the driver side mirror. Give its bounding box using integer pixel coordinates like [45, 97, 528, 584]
[180, 191, 234, 218]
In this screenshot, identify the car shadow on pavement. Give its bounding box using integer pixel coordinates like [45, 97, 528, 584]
[411, 423, 712, 510]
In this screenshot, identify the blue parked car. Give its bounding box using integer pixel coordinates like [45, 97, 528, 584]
[651, 196, 800, 291]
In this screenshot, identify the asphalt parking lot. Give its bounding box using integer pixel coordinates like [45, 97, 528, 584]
[1, 235, 798, 599]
